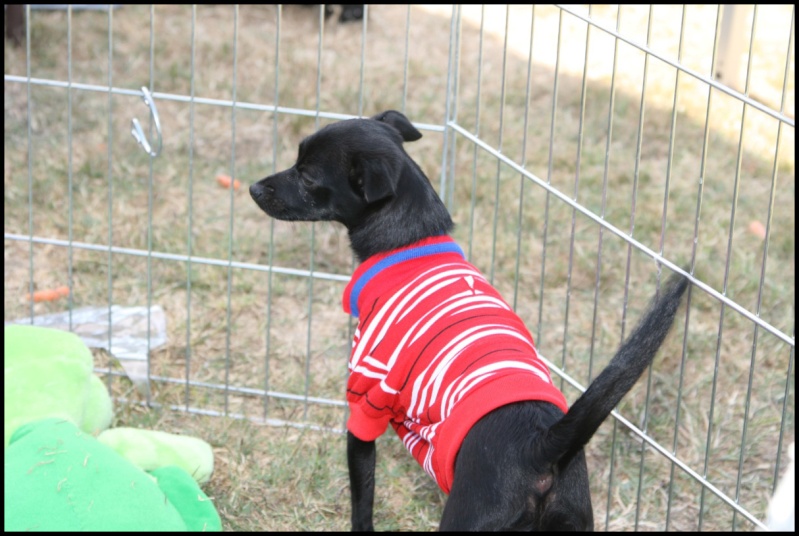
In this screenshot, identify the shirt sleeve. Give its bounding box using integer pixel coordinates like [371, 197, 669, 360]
[347, 402, 392, 441]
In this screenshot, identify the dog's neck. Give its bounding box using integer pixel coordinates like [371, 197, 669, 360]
[347, 161, 454, 263]
[348, 225, 452, 263]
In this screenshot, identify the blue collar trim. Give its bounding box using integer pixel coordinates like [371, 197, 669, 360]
[349, 241, 465, 318]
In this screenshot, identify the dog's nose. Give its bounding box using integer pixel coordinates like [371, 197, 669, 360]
[249, 180, 273, 201]
[250, 181, 273, 203]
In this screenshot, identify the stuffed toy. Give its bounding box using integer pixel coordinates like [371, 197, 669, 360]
[4, 324, 112, 447]
[4, 325, 221, 531]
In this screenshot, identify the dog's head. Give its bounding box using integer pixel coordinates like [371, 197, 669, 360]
[249, 110, 422, 228]
[250, 110, 453, 260]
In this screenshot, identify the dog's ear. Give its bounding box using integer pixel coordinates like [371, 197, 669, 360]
[371, 110, 422, 142]
[351, 150, 401, 204]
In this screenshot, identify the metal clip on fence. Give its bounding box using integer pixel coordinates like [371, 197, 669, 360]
[130, 86, 163, 158]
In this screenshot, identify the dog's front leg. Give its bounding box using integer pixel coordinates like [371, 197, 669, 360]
[347, 431, 376, 531]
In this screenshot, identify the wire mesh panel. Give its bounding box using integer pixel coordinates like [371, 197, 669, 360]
[3, 4, 794, 531]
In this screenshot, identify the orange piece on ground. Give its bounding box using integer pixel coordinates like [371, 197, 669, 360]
[748, 220, 766, 240]
[216, 174, 241, 191]
[27, 285, 70, 303]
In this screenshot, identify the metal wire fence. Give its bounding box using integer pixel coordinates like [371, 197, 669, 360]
[4, 4, 794, 531]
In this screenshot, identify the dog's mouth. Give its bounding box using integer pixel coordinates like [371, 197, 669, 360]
[249, 182, 283, 218]
[249, 181, 317, 222]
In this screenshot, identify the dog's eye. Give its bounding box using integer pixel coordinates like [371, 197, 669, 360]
[348, 169, 364, 194]
[299, 173, 315, 188]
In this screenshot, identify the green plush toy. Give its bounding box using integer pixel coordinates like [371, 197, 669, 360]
[4, 418, 220, 531]
[4, 325, 222, 531]
[98, 427, 214, 485]
[4, 324, 112, 447]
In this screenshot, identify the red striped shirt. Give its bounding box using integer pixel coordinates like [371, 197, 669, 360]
[342, 235, 568, 494]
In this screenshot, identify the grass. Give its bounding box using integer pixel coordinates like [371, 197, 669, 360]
[4, 4, 795, 531]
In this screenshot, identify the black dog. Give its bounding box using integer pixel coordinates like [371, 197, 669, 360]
[302, 4, 365, 23]
[249, 110, 688, 531]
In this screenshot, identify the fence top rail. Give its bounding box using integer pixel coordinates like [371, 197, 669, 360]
[2, 75, 447, 134]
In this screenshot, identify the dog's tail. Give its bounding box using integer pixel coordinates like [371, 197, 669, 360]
[534, 271, 689, 466]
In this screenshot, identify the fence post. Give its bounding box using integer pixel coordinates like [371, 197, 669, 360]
[439, 5, 461, 210]
[714, 4, 748, 92]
